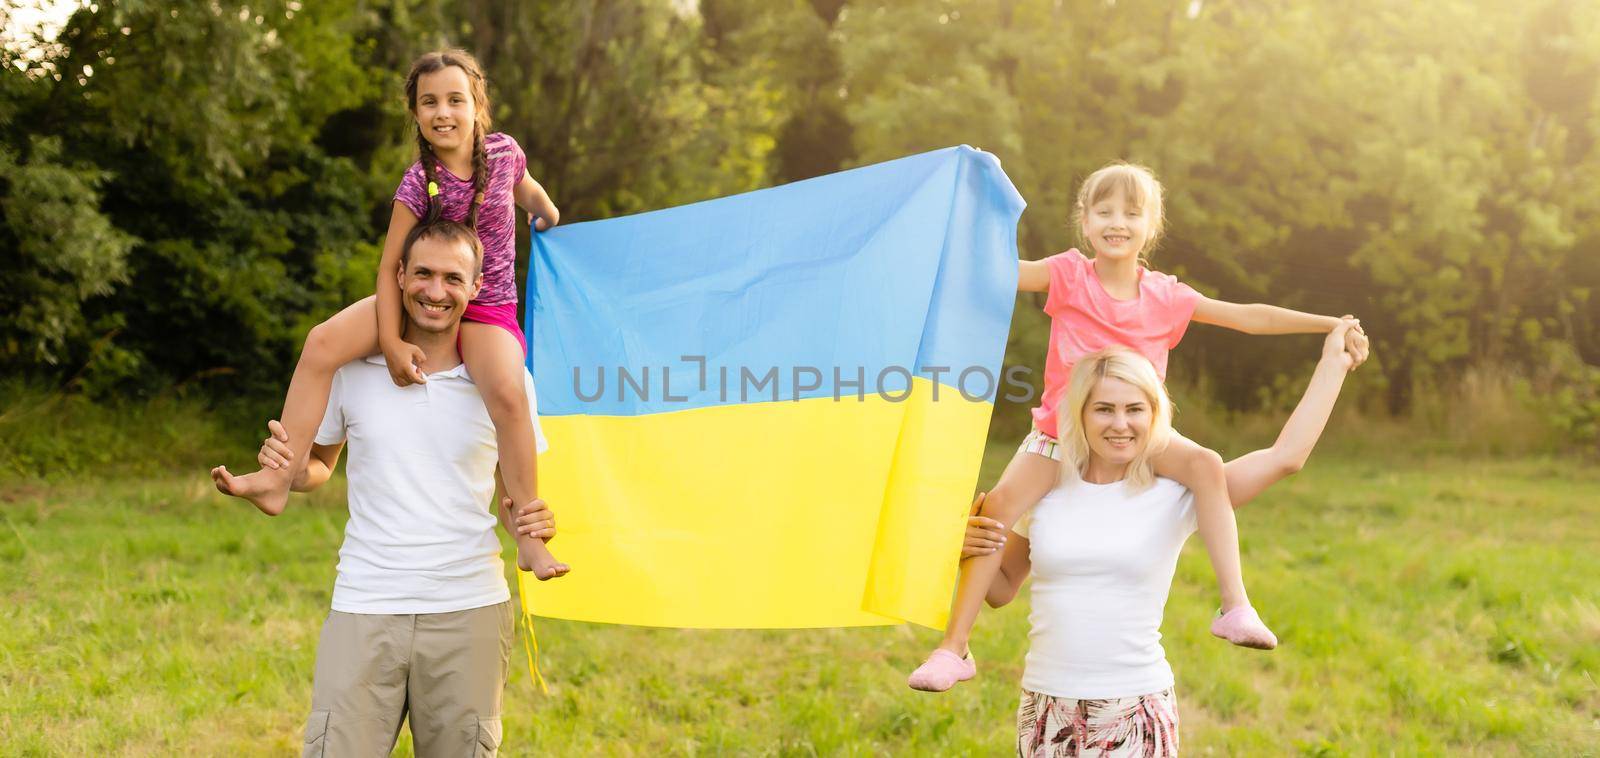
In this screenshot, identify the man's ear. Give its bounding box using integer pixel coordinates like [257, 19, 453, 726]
[396, 263, 407, 291]
[469, 273, 483, 301]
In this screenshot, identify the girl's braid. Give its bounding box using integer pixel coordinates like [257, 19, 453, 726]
[467, 125, 488, 231]
[414, 129, 444, 225]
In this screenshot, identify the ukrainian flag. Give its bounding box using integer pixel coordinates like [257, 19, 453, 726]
[520, 146, 1023, 630]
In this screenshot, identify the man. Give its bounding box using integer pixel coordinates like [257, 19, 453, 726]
[212, 220, 557, 756]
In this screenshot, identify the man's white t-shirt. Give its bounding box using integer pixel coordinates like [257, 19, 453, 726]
[315, 355, 549, 615]
[1014, 476, 1197, 700]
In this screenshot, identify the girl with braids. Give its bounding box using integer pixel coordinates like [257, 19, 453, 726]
[212, 49, 569, 580]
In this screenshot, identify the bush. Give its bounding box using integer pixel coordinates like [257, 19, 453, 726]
[0, 380, 259, 481]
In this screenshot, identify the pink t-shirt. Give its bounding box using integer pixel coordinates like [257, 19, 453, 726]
[1030, 249, 1202, 439]
[394, 132, 528, 307]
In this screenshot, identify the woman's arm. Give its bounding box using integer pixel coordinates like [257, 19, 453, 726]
[515, 172, 559, 231]
[1223, 323, 1365, 507]
[985, 533, 1032, 608]
[376, 203, 422, 384]
[1192, 296, 1345, 335]
[1018, 259, 1050, 293]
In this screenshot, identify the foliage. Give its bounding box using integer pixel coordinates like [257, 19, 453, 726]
[0, 136, 136, 369]
[834, 0, 1600, 430]
[1, 1, 397, 397]
[0, 0, 1597, 444]
[0, 378, 257, 479]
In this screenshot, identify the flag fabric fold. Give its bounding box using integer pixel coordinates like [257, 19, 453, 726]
[520, 145, 1023, 629]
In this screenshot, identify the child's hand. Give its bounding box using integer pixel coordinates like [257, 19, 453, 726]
[533, 215, 553, 232]
[381, 339, 427, 387]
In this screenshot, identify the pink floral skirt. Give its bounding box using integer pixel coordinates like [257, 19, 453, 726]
[1016, 688, 1179, 757]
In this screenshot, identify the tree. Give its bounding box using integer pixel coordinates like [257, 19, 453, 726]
[0, 0, 391, 395]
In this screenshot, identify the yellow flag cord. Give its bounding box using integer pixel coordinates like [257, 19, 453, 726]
[521, 612, 549, 695]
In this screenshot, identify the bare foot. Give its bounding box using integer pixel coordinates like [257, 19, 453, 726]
[210, 465, 291, 516]
[518, 538, 570, 580]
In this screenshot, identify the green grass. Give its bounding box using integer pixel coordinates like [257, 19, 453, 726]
[1, 445, 1597, 755]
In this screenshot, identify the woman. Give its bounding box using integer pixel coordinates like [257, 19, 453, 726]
[976, 325, 1362, 756]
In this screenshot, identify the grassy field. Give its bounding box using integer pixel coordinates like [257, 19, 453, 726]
[2, 442, 1598, 755]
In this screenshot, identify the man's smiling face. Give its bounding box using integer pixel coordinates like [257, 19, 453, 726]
[398, 235, 481, 334]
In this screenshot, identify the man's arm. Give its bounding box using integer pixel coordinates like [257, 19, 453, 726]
[494, 468, 514, 533]
[295, 442, 343, 492]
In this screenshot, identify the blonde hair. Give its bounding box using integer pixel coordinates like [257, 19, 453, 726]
[1072, 162, 1167, 260]
[1057, 346, 1174, 491]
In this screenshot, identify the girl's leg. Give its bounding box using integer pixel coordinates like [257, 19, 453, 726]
[1154, 435, 1276, 649]
[909, 450, 1058, 691]
[460, 322, 569, 580]
[212, 296, 381, 515]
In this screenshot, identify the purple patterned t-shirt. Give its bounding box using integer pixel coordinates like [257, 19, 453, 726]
[394, 132, 528, 306]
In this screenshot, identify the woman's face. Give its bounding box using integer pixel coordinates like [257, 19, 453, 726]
[1081, 376, 1153, 467]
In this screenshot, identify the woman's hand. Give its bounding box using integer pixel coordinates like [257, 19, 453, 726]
[1347, 326, 1370, 368]
[960, 492, 1008, 559]
[1327, 318, 1369, 371]
[381, 337, 427, 387]
[964, 516, 1008, 558]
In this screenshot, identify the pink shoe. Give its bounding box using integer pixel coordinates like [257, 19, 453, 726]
[1210, 606, 1278, 650]
[907, 649, 977, 692]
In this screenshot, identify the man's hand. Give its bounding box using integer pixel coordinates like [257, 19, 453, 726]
[254, 419, 312, 491]
[505, 497, 556, 541]
[256, 419, 292, 469]
[961, 492, 1008, 559]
